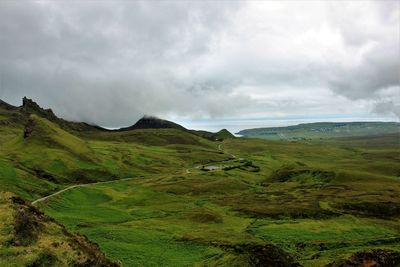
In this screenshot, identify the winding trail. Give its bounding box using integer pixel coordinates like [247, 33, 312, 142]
[219, 143, 237, 159]
[32, 177, 134, 205]
[33, 143, 238, 205]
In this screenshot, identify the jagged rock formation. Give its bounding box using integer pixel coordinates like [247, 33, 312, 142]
[19, 97, 104, 133]
[21, 97, 58, 121]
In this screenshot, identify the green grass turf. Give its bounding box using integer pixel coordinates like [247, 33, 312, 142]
[38, 142, 400, 266]
[1, 110, 400, 266]
[237, 122, 400, 141]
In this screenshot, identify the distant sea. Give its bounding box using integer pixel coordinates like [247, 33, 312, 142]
[175, 115, 399, 134]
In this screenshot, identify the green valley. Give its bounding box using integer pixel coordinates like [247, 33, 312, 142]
[1, 98, 400, 266]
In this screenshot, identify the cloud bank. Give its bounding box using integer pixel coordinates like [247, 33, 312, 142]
[0, 1, 398, 127]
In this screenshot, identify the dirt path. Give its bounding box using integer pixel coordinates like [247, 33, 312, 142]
[33, 143, 239, 205]
[31, 177, 134, 205]
[219, 143, 237, 158]
[218, 144, 222, 151]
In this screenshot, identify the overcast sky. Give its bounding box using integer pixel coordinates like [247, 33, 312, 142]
[0, 0, 399, 129]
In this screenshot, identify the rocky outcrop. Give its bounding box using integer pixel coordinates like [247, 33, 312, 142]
[21, 97, 57, 121]
[0, 193, 120, 266]
[327, 249, 400, 267]
[18, 97, 104, 133]
[23, 117, 35, 138]
[233, 244, 302, 267]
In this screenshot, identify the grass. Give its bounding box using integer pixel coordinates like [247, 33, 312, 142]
[1, 107, 400, 266]
[83, 226, 221, 267]
[40, 183, 249, 266]
[38, 158, 400, 266]
[0, 114, 228, 199]
[0, 192, 118, 267]
[238, 121, 400, 140]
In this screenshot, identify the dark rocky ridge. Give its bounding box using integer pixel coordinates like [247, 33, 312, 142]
[21, 97, 58, 121]
[1, 97, 234, 140]
[119, 116, 235, 141]
[20, 97, 104, 133]
[0, 99, 18, 111]
[119, 115, 187, 131]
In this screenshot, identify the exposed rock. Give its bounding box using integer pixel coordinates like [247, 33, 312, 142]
[21, 97, 57, 121]
[24, 117, 35, 138]
[327, 249, 400, 267]
[339, 202, 400, 219]
[2, 193, 120, 266]
[225, 243, 302, 267]
[18, 97, 104, 133]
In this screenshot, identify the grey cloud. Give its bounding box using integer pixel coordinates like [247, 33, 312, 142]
[327, 41, 399, 99]
[0, 1, 243, 126]
[323, 1, 399, 117]
[0, 1, 398, 126]
[372, 100, 400, 118]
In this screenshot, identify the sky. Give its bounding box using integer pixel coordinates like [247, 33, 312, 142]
[0, 0, 399, 132]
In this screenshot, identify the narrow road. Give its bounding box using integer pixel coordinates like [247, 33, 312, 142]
[31, 177, 134, 205]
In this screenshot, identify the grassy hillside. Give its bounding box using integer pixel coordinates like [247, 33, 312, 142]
[0, 192, 118, 266]
[215, 129, 235, 140]
[38, 136, 400, 266]
[190, 128, 235, 141]
[237, 122, 400, 140]
[0, 102, 228, 200]
[1, 99, 400, 266]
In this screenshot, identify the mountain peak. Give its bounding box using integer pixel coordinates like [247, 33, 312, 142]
[22, 97, 41, 109]
[119, 115, 187, 131]
[21, 97, 57, 120]
[215, 128, 235, 139]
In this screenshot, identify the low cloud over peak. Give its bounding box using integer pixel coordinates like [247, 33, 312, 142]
[0, 1, 398, 127]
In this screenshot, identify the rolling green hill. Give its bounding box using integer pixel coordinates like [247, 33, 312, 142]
[237, 121, 400, 140]
[190, 128, 235, 141]
[0, 98, 229, 199]
[1, 98, 400, 266]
